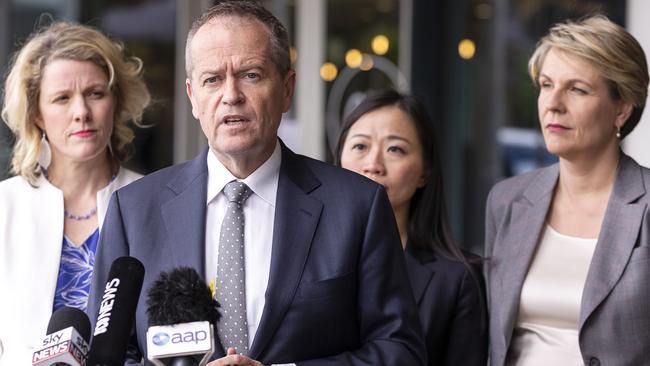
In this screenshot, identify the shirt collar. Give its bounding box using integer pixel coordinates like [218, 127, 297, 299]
[206, 140, 281, 206]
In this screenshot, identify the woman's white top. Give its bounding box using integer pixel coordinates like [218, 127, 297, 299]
[0, 168, 141, 366]
[506, 225, 597, 366]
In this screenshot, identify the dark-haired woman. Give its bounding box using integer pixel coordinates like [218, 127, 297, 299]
[337, 89, 487, 366]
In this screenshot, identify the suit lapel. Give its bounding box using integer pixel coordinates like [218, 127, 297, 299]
[159, 149, 228, 356]
[249, 145, 323, 359]
[161, 149, 209, 274]
[494, 165, 557, 348]
[404, 249, 435, 305]
[579, 154, 647, 328]
[31, 177, 65, 338]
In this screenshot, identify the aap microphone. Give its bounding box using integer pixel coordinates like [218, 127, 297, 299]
[146, 267, 220, 366]
[32, 306, 90, 366]
[87, 256, 145, 366]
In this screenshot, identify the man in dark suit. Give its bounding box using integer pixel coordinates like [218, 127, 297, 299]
[88, 1, 425, 365]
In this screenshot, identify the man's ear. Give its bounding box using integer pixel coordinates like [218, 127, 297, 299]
[186, 78, 200, 120]
[282, 69, 296, 113]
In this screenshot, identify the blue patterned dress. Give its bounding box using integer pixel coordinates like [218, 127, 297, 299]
[52, 229, 100, 312]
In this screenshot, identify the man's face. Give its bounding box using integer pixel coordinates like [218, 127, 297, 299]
[186, 16, 295, 170]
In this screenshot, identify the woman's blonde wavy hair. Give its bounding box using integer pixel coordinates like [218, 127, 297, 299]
[529, 14, 649, 139]
[1, 21, 151, 185]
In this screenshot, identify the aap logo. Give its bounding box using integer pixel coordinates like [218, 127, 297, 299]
[152, 332, 170, 346]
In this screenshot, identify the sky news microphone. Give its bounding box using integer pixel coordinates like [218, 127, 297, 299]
[146, 267, 220, 366]
[87, 256, 144, 366]
[32, 306, 91, 366]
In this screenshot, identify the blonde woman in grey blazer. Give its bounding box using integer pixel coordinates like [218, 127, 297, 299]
[485, 15, 650, 366]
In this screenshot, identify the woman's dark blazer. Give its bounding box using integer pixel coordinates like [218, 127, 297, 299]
[405, 246, 488, 366]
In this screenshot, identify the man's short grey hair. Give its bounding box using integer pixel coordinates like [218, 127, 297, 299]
[185, 0, 291, 78]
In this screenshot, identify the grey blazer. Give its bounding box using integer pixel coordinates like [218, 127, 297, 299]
[485, 153, 650, 366]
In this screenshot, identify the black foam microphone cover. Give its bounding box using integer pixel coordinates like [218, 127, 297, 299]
[170, 358, 195, 366]
[147, 266, 220, 326]
[47, 307, 91, 343]
[87, 256, 145, 366]
[169, 357, 196, 366]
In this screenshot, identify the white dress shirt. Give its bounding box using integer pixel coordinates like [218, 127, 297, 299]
[205, 142, 280, 351]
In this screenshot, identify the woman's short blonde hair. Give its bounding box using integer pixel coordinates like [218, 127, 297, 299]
[1, 21, 151, 185]
[529, 14, 649, 139]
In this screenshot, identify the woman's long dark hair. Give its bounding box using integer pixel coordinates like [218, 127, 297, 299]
[336, 88, 487, 337]
[336, 89, 465, 262]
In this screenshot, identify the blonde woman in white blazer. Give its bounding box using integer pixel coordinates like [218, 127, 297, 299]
[0, 21, 150, 365]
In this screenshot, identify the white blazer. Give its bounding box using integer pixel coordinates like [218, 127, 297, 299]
[0, 168, 141, 366]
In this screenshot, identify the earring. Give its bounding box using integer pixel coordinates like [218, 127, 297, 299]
[38, 132, 51, 169]
[616, 127, 622, 139]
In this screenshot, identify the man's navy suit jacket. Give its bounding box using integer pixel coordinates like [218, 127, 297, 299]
[87, 143, 425, 365]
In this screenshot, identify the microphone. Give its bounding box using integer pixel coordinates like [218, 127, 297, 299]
[32, 307, 91, 366]
[145, 267, 220, 366]
[87, 256, 145, 366]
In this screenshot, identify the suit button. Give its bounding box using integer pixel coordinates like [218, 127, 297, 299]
[589, 357, 600, 366]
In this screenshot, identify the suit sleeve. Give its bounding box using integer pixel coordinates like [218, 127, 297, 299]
[440, 268, 488, 366]
[298, 186, 426, 366]
[86, 191, 143, 365]
[484, 187, 498, 263]
[483, 186, 498, 309]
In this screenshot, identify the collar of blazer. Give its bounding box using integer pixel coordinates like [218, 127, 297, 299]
[404, 248, 436, 305]
[519, 153, 646, 205]
[495, 152, 647, 349]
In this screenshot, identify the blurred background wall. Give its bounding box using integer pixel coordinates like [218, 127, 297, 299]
[1, 0, 648, 254]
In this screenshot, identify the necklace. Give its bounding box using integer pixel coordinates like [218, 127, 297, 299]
[42, 168, 117, 221]
[64, 206, 98, 221]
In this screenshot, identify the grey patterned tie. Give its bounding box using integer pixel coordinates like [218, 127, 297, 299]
[216, 181, 252, 354]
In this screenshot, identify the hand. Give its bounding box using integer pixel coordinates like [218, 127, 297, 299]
[207, 347, 265, 366]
